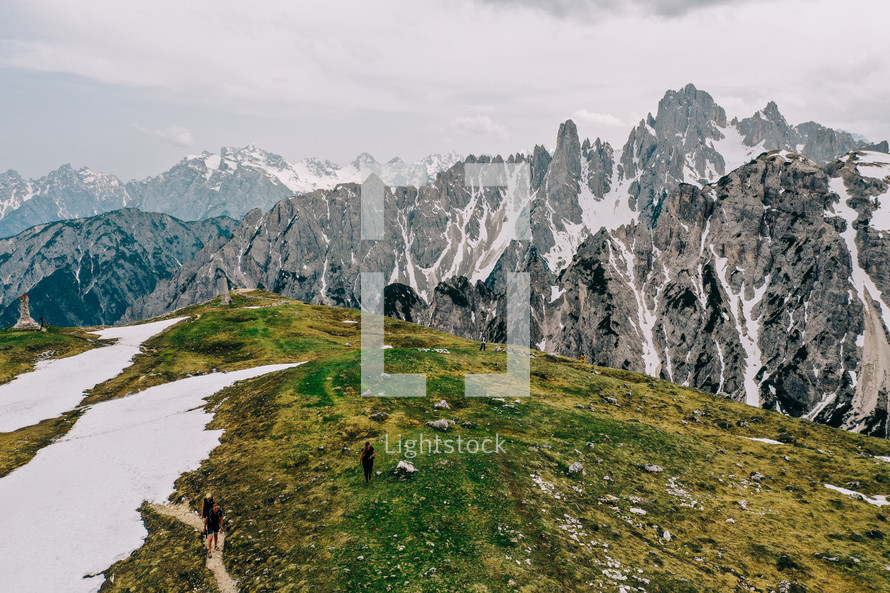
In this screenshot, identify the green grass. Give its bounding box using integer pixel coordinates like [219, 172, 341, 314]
[0, 324, 101, 385]
[4, 290, 890, 592]
[99, 504, 215, 592]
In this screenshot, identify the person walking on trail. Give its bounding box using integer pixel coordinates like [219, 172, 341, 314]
[201, 493, 215, 522]
[360, 441, 376, 483]
[204, 502, 224, 558]
[480, 334, 487, 351]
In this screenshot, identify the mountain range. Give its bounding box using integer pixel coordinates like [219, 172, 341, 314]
[0, 210, 235, 327]
[0, 149, 463, 238]
[4, 83, 890, 437]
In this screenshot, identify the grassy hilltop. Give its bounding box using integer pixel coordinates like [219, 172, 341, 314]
[3, 290, 890, 592]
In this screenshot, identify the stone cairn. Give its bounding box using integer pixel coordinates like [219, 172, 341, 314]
[12, 294, 41, 331]
[218, 276, 231, 305]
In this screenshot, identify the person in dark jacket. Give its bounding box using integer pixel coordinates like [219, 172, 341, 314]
[360, 442, 376, 483]
[204, 502, 224, 558]
[201, 493, 214, 520]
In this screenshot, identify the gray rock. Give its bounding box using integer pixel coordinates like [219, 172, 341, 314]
[642, 464, 664, 473]
[394, 460, 418, 475]
[425, 419, 453, 432]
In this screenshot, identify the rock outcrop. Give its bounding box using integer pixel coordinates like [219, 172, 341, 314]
[11, 294, 41, 331]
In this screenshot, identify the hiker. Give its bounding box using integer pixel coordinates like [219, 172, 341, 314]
[360, 441, 376, 483]
[201, 493, 215, 520]
[580, 354, 586, 363]
[204, 502, 224, 558]
[480, 334, 486, 351]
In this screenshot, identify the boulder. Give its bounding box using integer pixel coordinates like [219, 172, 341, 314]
[394, 461, 418, 476]
[425, 419, 453, 432]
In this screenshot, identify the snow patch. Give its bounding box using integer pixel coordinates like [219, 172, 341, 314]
[0, 363, 301, 593]
[824, 484, 890, 507]
[740, 436, 785, 445]
[0, 317, 187, 433]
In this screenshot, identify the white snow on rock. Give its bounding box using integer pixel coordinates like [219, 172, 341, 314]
[824, 484, 890, 507]
[711, 124, 765, 177]
[0, 317, 187, 433]
[852, 150, 890, 182]
[0, 362, 300, 593]
[740, 436, 785, 445]
[854, 151, 890, 232]
[828, 175, 890, 431]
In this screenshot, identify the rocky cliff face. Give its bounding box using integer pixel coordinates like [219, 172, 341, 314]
[462, 150, 890, 437]
[381, 150, 890, 436]
[0, 209, 235, 327]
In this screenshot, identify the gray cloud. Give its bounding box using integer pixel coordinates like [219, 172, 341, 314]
[472, 0, 752, 18]
[133, 124, 194, 147]
[1, 0, 888, 180]
[448, 115, 509, 138]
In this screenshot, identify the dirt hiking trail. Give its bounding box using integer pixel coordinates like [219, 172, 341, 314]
[150, 502, 238, 593]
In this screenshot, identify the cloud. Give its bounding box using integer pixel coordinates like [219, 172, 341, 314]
[2, 0, 890, 179]
[571, 110, 628, 128]
[133, 124, 193, 147]
[472, 0, 751, 18]
[448, 115, 509, 138]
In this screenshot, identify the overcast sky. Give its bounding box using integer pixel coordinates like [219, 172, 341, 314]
[1, 0, 888, 180]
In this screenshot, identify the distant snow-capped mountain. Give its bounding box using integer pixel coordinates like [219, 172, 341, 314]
[0, 149, 464, 237]
[0, 165, 132, 238]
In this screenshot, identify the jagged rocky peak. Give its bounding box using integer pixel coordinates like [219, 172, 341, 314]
[218, 145, 290, 169]
[653, 83, 727, 142]
[529, 145, 552, 189]
[581, 137, 614, 200]
[734, 100, 797, 151]
[618, 84, 730, 213]
[863, 140, 890, 153]
[796, 121, 863, 165]
[351, 152, 379, 170]
[546, 119, 582, 195]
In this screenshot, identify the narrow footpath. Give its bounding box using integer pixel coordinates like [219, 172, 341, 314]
[149, 502, 238, 593]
